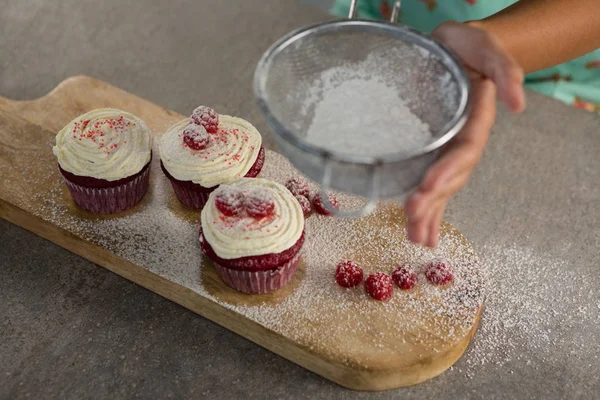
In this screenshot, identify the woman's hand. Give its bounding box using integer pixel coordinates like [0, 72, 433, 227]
[404, 21, 526, 248]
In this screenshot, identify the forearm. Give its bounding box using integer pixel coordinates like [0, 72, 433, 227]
[471, 0, 600, 74]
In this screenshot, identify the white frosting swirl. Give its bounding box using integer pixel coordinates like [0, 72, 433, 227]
[53, 108, 152, 181]
[201, 178, 304, 259]
[159, 116, 262, 188]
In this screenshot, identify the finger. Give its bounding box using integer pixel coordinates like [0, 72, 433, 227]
[407, 199, 437, 246]
[415, 201, 435, 248]
[426, 201, 447, 248]
[483, 47, 526, 113]
[418, 197, 445, 248]
[433, 21, 525, 113]
[406, 212, 427, 245]
[408, 167, 468, 247]
[405, 189, 433, 223]
[409, 78, 496, 220]
[421, 77, 496, 192]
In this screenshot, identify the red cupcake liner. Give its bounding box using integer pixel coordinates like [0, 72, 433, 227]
[61, 165, 150, 214]
[214, 252, 301, 294]
[168, 181, 212, 209]
[161, 146, 265, 210]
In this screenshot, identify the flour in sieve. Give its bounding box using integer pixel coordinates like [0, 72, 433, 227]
[304, 77, 432, 157]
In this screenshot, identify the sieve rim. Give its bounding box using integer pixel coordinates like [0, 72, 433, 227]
[254, 19, 471, 165]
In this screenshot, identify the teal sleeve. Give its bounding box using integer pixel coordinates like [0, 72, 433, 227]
[329, 0, 600, 112]
[330, 0, 382, 20]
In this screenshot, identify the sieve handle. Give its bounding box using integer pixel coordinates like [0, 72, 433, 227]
[348, 0, 402, 22]
[390, 1, 402, 23]
[318, 157, 380, 218]
[348, 0, 359, 19]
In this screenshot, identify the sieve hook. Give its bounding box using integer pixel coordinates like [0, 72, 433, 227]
[319, 156, 380, 218]
[349, 0, 401, 22]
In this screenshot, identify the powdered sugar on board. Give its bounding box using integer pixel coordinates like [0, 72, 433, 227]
[24, 146, 482, 364]
[20, 145, 597, 372]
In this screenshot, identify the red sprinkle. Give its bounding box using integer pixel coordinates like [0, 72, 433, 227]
[335, 260, 363, 288]
[392, 263, 417, 290]
[312, 192, 339, 216]
[425, 258, 454, 285]
[364, 272, 393, 301]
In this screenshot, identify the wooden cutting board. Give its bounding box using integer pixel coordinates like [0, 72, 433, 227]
[0, 76, 484, 391]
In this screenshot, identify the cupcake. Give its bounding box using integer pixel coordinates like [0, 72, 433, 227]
[159, 106, 265, 210]
[53, 108, 153, 214]
[199, 178, 305, 294]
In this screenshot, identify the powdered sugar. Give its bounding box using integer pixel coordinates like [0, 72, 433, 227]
[24, 146, 483, 363]
[303, 76, 431, 157]
[461, 244, 600, 374]
[22, 143, 599, 376]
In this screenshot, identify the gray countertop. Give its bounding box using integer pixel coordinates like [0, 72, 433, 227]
[1, 1, 599, 399]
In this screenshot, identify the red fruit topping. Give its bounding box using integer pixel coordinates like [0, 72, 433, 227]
[364, 272, 393, 301]
[183, 124, 210, 150]
[312, 192, 339, 215]
[294, 195, 311, 217]
[392, 263, 417, 290]
[190, 105, 219, 134]
[285, 177, 310, 198]
[335, 260, 363, 288]
[214, 186, 244, 216]
[425, 258, 454, 285]
[244, 188, 275, 219]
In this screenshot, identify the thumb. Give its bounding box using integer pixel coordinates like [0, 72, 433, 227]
[432, 21, 526, 113]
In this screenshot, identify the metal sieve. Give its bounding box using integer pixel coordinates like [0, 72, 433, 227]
[254, 0, 470, 217]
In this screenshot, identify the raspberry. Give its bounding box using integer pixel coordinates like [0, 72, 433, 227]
[183, 124, 210, 150]
[312, 192, 339, 215]
[285, 177, 310, 198]
[214, 186, 244, 216]
[425, 258, 454, 285]
[364, 272, 393, 301]
[244, 188, 275, 219]
[294, 195, 311, 217]
[335, 260, 363, 288]
[190, 105, 219, 134]
[392, 263, 417, 290]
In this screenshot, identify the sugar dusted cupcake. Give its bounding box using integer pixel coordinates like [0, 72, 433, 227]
[160, 106, 265, 210]
[53, 108, 153, 214]
[199, 178, 305, 294]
